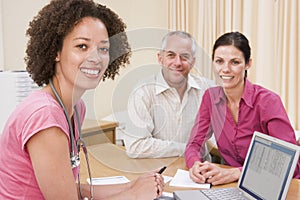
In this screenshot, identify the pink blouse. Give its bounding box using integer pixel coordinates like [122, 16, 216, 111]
[185, 78, 300, 178]
[0, 90, 85, 199]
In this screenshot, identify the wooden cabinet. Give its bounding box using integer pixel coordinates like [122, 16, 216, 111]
[81, 119, 118, 146]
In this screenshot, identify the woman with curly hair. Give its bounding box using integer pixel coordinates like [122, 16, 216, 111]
[0, 0, 164, 199]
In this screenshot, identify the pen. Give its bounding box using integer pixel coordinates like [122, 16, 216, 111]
[205, 176, 213, 188]
[156, 166, 167, 196]
[158, 166, 167, 174]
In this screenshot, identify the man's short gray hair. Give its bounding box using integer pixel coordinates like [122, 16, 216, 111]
[160, 31, 197, 56]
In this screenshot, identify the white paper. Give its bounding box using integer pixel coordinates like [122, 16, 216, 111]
[161, 192, 173, 197]
[87, 176, 130, 185]
[163, 175, 173, 184]
[155, 192, 174, 200]
[88, 175, 171, 186]
[169, 169, 211, 189]
[295, 130, 300, 139]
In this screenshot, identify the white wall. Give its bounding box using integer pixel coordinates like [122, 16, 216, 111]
[1, 0, 169, 119]
[2, 0, 49, 69]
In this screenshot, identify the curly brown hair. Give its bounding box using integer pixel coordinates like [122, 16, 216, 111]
[25, 0, 131, 86]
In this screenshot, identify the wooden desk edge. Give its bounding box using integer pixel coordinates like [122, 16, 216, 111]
[79, 144, 300, 200]
[82, 119, 119, 134]
[82, 119, 119, 144]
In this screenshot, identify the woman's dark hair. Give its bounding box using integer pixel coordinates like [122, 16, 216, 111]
[25, 0, 131, 86]
[212, 31, 251, 77]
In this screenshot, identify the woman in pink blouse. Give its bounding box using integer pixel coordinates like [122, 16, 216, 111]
[185, 31, 300, 185]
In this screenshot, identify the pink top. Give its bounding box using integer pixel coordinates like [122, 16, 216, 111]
[185, 78, 300, 178]
[0, 90, 85, 199]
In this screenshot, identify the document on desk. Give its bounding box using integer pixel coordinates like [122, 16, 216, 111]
[169, 169, 211, 189]
[155, 192, 174, 200]
[163, 175, 173, 184]
[87, 176, 130, 185]
[87, 175, 171, 185]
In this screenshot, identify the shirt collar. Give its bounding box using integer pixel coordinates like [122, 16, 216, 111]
[241, 78, 254, 108]
[155, 69, 200, 95]
[213, 78, 254, 108]
[212, 87, 225, 104]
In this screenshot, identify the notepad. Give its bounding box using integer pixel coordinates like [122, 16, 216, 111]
[169, 169, 211, 189]
[163, 175, 173, 184]
[87, 175, 172, 186]
[87, 176, 130, 185]
[155, 192, 174, 200]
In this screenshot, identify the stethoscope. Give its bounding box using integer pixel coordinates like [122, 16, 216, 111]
[49, 79, 94, 200]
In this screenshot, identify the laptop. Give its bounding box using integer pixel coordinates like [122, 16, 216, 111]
[173, 131, 300, 200]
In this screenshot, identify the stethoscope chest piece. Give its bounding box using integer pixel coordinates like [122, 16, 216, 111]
[71, 154, 80, 168]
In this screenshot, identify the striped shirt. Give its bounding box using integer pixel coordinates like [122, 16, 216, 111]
[124, 70, 214, 158]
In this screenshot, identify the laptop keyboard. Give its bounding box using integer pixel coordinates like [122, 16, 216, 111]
[201, 188, 249, 200]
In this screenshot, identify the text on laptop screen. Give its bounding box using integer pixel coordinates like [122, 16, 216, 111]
[239, 135, 296, 200]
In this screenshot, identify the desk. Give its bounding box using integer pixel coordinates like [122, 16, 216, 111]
[82, 119, 118, 145]
[79, 143, 300, 199]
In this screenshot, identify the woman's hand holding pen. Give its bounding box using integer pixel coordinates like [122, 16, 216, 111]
[189, 161, 240, 186]
[155, 166, 166, 197]
[127, 169, 165, 200]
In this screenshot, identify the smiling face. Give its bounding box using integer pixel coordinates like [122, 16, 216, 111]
[55, 17, 109, 93]
[158, 34, 195, 87]
[213, 45, 251, 90]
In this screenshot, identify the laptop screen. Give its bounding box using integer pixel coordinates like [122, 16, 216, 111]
[239, 134, 297, 200]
